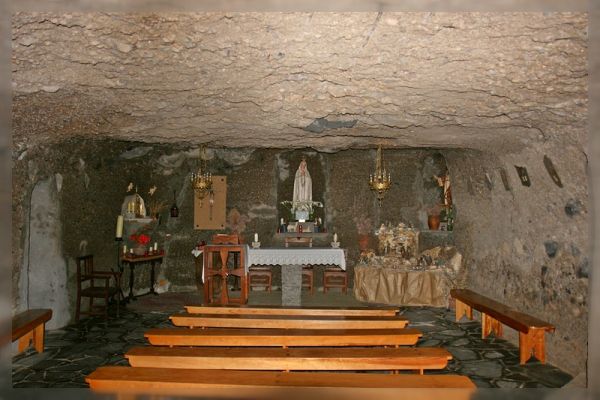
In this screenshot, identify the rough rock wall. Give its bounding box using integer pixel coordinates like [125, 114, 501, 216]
[444, 144, 589, 377]
[12, 140, 446, 323]
[11, 12, 587, 152]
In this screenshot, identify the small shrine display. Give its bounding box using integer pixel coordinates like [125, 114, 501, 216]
[354, 219, 465, 307]
[278, 157, 325, 234]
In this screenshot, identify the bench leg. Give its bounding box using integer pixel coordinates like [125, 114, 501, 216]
[455, 299, 472, 322]
[18, 330, 33, 353]
[33, 323, 45, 353]
[519, 328, 546, 364]
[481, 313, 503, 339]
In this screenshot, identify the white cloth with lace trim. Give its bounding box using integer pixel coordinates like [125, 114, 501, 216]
[246, 247, 346, 270]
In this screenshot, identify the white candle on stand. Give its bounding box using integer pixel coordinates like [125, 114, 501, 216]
[123, 245, 127, 254]
[254, 233, 259, 243]
[115, 215, 124, 238]
[154, 242, 158, 251]
[333, 233, 338, 243]
[130, 248, 133, 254]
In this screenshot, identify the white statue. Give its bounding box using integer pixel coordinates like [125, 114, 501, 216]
[293, 157, 312, 204]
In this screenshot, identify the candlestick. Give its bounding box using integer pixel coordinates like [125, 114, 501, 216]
[333, 233, 338, 242]
[123, 245, 127, 254]
[130, 248, 133, 254]
[254, 233, 259, 242]
[116, 215, 124, 238]
[154, 242, 158, 251]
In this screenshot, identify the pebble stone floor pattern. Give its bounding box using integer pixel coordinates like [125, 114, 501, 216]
[12, 291, 573, 389]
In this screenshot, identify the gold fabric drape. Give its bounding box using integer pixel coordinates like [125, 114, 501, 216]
[353, 266, 449, 307]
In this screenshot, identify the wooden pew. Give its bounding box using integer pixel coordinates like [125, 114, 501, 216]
[170, 313, 409, 330]
[145, 327, 422, 347]
[126, 346, 451, 374]
[86, 367, 476, 395]
[185, 305, 399, 317]
[451, 289, 555, 364]
[12, 309, 52, 354]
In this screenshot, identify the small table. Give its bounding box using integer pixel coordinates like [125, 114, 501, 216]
[120, 254, 164, 301]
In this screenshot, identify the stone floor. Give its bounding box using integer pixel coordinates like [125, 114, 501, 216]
[12, 290, 573, 389]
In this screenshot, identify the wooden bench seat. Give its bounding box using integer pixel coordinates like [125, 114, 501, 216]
[145, 327, 422, 347]
[185, 305, 399, 317]
[12, 309, 52, 354]
[126, 346, 451, 373]
[86, 367, 476, 395]
[170, 313, 409, 330]
[451, 289, 555, 364]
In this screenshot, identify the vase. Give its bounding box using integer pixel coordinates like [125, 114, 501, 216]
[358, 234, 369, 251]
[133, 245, 146, 256]
[427, 215, 441, 230]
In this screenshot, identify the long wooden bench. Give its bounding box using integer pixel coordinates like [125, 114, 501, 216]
[145, 327, 422, 347]
[170, 313, 409, 330]
[12, 309, 52, 354]
[86, 368, 476, 395]
[185, 305, 399, 317]
[126, 346, 451, 374]
[451, 289, 555, 364]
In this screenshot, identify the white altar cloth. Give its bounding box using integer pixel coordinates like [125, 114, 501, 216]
[246, 247, 346, 270]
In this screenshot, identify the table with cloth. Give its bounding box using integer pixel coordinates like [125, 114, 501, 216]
[247, 247, 346, 306]
[353, 265, 450, 307]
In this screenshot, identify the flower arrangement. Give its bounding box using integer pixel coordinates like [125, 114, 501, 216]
[354, 215, 373, 235]
[130, 234, 151, 246]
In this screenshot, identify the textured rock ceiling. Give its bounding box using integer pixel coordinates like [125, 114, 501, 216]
[12, 12, 587, 152]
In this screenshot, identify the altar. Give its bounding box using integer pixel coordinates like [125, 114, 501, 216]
[247, 247, 346, 306]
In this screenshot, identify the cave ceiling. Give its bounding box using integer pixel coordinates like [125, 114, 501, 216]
[11, 12, 587, 152]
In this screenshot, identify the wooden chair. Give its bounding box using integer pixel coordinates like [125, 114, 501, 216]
[248, 266, 272, 292]
[302, 267, 314, 294]
[76, 255, 122, 321]
[323, 266, 348, 294]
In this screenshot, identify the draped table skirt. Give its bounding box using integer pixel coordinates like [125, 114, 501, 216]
[353, 266, 449, 307]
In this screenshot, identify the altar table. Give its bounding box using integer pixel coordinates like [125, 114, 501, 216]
[247, 247, 346, 306]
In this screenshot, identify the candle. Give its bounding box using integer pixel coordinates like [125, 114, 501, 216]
[123, 245, 127, 254]
[130, 248, 133, 254]
[280, 218, 284, 225]
[254, 233, 259, 243]
[115, 215, 124, 238]
[154, 242, 158, 251]
[333, 233, 338, 243]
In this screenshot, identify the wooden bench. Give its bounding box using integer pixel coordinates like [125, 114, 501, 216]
[145, 327, 422, 347]
[126, 346, 451, 374]
[170, 313, 409, 330]
[185, 305, 399, 317]
[451, 289, 555, 364]
[12, 309, 52, 354]
[86, 368, 476, 395]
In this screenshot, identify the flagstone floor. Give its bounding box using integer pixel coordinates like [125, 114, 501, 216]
[12, 290, 572, 389]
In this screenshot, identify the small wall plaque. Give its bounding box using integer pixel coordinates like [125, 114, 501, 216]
[543, 155, 563, 188]
[499, 168, 511, 191]
[515, 165, 531, 187]
[484, 172, 493, 190]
